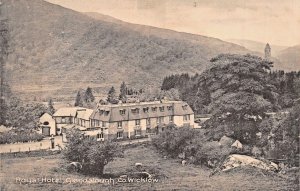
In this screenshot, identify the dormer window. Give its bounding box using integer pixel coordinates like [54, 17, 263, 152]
[143, 107, 149, 113]
[105, 111, 110, 116]
[159, 106, 165, 112]
[182, 105, 188, 110]
[167, 106, 173, 111]
[152, 107, 157, 112]
[131, 108, 139, 114]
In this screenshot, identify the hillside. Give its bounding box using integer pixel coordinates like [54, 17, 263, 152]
[1, 0, 251, 101]
[276, 45, 300, 71]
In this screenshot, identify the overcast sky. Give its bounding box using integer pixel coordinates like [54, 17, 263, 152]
[46, 0, 300, 46]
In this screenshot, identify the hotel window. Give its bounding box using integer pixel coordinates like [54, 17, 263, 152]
[159, 106, 165, 112]
[97, 133, 104, 139]
[117, 132, 123, 139]
[61, 117, 66, 123]
[105, 111, 110, 116]
[135, 129, 142, 136]
[159, 116, 164, 124]
[183, 114, 190, 121]
[156, 117, 159, 124]
[96, 120, 100, 127]
[146, 127, 151, 133]
[169, 116, 174, 122]
[135, 119, 141, 126]
[146, 118, 151, 125]
[102, 121, 107, 127]
[117, 121, 122, 128]
[152, 107, 157, 112]
[120, 109, 126, 115]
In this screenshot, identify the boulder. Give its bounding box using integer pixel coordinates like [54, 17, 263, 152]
[219, 136, 234, 147]
[221, 154, 278, 172]
[231, 140, 243, 149]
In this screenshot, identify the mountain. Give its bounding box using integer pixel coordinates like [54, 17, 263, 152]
[1, 0, 251, 101]
[275, 45, 300, 71]
[226, 39, 288, 56]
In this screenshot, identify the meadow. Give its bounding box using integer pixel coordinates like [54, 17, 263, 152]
[1, 144, 298, 191]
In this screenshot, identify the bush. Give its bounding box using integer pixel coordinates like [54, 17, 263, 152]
[63, 129, 123, 176]
[152, 127, 230, 167]
[0, 129, 44, 144]
[152, 127, 201, 158]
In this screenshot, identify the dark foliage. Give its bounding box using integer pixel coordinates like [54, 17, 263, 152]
[0, 129, 44, 144]
[63, 129, 124, 176]
[152, 127, 231, 166]
[74, 87, 95, 108]
[4, 97, 47, 129]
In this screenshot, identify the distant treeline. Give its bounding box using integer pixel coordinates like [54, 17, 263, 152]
[162, 70, 300, 114]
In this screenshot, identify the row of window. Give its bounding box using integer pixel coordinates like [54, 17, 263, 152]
[120, 106, 174, 115]
[91, 115, 190, 128]
[55, 117, 72, 124]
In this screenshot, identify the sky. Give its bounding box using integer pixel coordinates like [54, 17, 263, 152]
[46, 0, 300, 46]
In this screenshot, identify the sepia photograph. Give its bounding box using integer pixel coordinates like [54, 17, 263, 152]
[0, 0, 299, 190]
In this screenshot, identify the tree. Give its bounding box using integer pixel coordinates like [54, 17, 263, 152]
[0, 16, 9, 125]
[63, 129, 123, 175]
[47, 98, 55, 115]
[202, 54, 278, 143]
[5, 97, 47, 129]
[74, 91, 83, 107]
[107, 86, 118, 104]
[85, 87, 95, 103]
[119, 81, 127, 101]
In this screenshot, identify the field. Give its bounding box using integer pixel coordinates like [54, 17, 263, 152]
[0, 144, 298, 191]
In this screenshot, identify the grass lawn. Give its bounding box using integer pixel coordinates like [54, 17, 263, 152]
[0, 144, 298, 191]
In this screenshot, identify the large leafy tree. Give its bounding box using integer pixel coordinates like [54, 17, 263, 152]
[202, 54, 278, 143]
[63, 129, 123, 175]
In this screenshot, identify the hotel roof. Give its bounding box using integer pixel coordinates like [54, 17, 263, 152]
[92, 101, 193, 122]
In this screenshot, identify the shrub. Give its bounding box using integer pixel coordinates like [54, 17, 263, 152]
[63, 129, 123, 176]
[152, 127, 202, 158]
[152, 127, 230, 167]
[0, 129, 44, 144]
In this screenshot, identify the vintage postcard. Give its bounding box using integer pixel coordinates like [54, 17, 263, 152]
[0, 0, 299, 190]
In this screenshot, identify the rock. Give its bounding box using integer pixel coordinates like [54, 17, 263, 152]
[219, 136, 234, 147]
[182, 160, 187, 166]
[67, 162, 82, 172]
[231, 140, 243, 149]
[221, 154, 278, 172]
